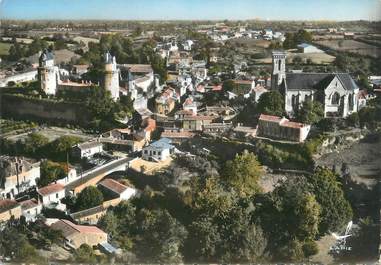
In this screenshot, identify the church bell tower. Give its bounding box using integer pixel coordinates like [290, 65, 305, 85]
[271, 50, 287, 90]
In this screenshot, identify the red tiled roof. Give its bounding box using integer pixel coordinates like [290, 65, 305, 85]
[125, 64, 153, 73]
[281, 120, 306, 129]
[259, 114, 307, 129]
[183, 115, 215, 121]
[0, 199, 19, 212]
[142, 118, 156, 132]
[38, 183, 64, 196]
[161, 130, 196, 138]
[176, 109, 194, 116]
[99, 178, 128, 195]
[234, 80, 253, 85]
[183, 97, 194, 106]
[259, 114, 283, 123]
[20, 199, 39, 210]
[52, 219, 106, 236]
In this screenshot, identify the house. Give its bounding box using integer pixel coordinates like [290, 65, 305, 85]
[182, 40, 194, 51]
[203, 122, 233, 134]
[72, 141, 103, 159]
[100, 128, 146, 153]
[271, 50, 359, 118]
[98, 178, 137, 201]
[297, 43, 324, 53]
[20, 198, 42, 222]
[37, 183, 66, 211]
[0, 199, 22, 222]
[0, 156, 40, 199]
[142, 138, 175, 162]
[72, 64, 89, 76]
[256, 114, 311, 143]
[155, 87, 179, 115]
[183, 96, 198, 115]
[230, 79, 256, 98]
[135, 117, 157, 142]
[252, 85, 269, 103]
[70, 198, 121, 225]
[233, 125, 257, 138]
[161, 129, 197, 144]
[50, 219, 108, 249]
[357, 90, 376, 110]
[0, 70, 38, 87]
[182, 115, 215, 131]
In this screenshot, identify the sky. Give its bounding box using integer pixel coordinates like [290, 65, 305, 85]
[1, 0, 381, 21]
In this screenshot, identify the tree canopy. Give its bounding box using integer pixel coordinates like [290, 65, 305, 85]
[257, 91, 285, 117]
[75, 186, 104, 211]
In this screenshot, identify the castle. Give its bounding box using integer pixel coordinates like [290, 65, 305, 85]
[271, 50, 359, 118]
[38, 50, 157, 106]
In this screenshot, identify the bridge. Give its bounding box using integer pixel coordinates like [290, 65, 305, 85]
[65, 157, 136, 195]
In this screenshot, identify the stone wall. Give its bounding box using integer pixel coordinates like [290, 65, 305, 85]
[0, 94, 90, 126]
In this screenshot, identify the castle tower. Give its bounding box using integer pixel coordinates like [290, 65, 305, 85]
[104, 52, 120, 101]
[38, 49, 58, 95]
[271, 50, 287, 90]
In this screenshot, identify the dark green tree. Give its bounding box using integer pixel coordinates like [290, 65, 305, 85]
[257, 91, 285, 117]
[295, 99, 324, 124]
[75, 186, 104, 211]
[223, 151, 263, 196]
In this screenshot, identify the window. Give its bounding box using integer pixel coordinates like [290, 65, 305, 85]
[56, 193, 59, 199]
[331, 92, 340, 105]
[278, 59, 282, 71]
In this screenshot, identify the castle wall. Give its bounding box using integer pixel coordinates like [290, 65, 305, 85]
[0, 94, 91, 126]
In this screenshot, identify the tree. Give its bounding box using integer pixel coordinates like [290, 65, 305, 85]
[0, 226, 44, 263]
[48, 135, 82, 161]
[257, 91, 284, 117]
[223, 151, 263, 196]
[218, 206, 267, 263]
[38, 160, 66, 187]
[295, 100, 324, 124]
[186, 215, 221, 261]
[134, 209, 188, 263]
[222, 80, 235, 92]
[23, 133, 49, 156]
[75, 186, 104, 211]
[302, 240, 318, 258]
[292, 56, 303, 65]
[307, 168, 352, 233]
[334, 54, 349, 72]
[346, 112, 360, 128]
[73, 244, 97, 263]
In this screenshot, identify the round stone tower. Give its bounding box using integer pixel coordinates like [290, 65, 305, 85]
[38, 49, 58, 95]
[104, 52, 120, 101]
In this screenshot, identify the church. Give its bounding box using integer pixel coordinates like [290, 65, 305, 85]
[271, 50, 359, 118]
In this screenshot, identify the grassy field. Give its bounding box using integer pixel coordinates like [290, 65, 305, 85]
[256, 50, 335, 64]
[0, 42, 12, 56]
[315, 39, 381, 58]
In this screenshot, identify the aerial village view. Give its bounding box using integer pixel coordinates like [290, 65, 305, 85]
[0, 0, 380, 263]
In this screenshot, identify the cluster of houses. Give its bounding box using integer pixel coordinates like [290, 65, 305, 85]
[0, 24, 377, 261]
[0, 152, 138, 255]
[195, 23, 285, 42]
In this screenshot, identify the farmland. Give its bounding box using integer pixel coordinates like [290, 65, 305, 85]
[315, 39, 381, 58]
[0, 42, 12, 56]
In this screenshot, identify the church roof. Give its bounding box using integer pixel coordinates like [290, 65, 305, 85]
[285, 73, 358, 91]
